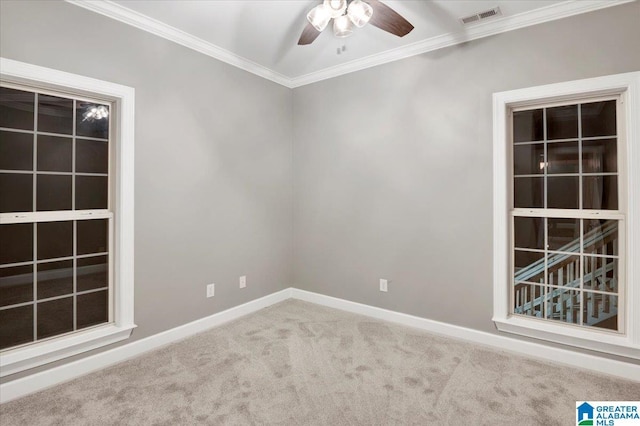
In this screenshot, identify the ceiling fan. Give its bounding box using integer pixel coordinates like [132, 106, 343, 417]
[298, 0, 414, 45]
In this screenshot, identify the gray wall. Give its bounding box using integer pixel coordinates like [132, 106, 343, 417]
[293, 2, 640, 340]
[0, 0, 293, 381]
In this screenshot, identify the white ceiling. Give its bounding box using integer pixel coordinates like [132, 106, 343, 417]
[71, 0, 631, 87]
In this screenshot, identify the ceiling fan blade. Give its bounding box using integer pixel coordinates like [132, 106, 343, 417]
[298, 22, 322, 45]
[367, 0, 414, 38]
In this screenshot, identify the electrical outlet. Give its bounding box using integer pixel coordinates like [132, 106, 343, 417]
[379, 279, 388, 292]
[206, 283, 215, 298]
[239, 275, 246, 289]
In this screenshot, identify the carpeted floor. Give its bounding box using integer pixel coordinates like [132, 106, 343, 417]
[1, 299, 639, 425]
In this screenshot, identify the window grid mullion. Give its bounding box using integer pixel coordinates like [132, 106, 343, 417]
[32, 93, 38, 343]
[0, 127, 108, 142]
[72, 99, 76, 212]
[0, 171, 108, 177]
[578, 103, 583, 210]
[1, 287, 109, 312]
[579, 219, 584, 326]
[0, 252, 110, 270]
[32, 222, 37, 343]
[72, 100, 78, 330]
[544, 217, 549, 320]
[515, 172, 618, 178]
[543, 107, 548, 210]
[0, 301, 34, 312]
[578, 104, 584, 326]
[73, 220, 77, 331]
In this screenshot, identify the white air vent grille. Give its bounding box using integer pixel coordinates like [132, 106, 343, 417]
[460, 7, 502, 25]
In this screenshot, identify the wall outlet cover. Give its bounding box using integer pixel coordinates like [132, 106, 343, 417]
[380, 279, 388, 292]
[239, 276, 247, 289]
[207, 283, 215, 298]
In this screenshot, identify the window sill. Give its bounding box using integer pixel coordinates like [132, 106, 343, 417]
[0, 323, 136, 377]
[494, 315, 640, 360]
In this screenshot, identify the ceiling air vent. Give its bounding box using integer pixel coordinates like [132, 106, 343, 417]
[460, 7, 502, 25]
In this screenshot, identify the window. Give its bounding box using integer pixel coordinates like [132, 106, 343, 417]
[512, 98, 623, 332]
[493, 72, 640, 358]
[1, 85, 113, 349]
[0, 58, 135, 376]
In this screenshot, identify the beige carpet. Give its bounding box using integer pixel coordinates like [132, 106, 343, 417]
[1, 299, 639, 425]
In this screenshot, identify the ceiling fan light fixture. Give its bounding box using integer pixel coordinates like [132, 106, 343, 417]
[333, 14, 353, 38]
[307, 4, 332, 32]
[347, 0, 373, 28]
[323, 0, 347, 19]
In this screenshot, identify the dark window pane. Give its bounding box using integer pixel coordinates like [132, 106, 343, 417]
[76, 139, 108, 174]
[76, 176, 108, 210]
[513, 109, 543, 142]
[545, 287, 580, 325]
[37, 260, 73, 299]
[583, 139, 617, 173]
[547, 141, 578, 174]
[0, 223, 33, 265]
[547, 105, 578, 140]
[583, 219, 617, 256]
[514, 283, 544, 317]
[37, 221, 73, 260]
[36, 174, 71, 211]
[0, 173, 33, 213]
[547, 218, 580, 252]
[548, 176, 579, 209]
[37, 94, 73, 135]
[583, 256, 617, 293]
[77, 290, 108, 329]
[583, 292, 617, 331]
[582, 100, 616, 137]
[513, 143, 543, 175]
[77, 255, 108, 292]
[514, 250, 544, 284]
[37, 135, 72, 172]
[0, 131, 33, 170]
[77, 219, 108, 255]
[76, 102, 109, 139]
[547, 254, 580, 287]
[583, 176, 617, 210]
[0, 87, 34, 131]
[0, 305, 33, 350]
[37, 296, 73, 339]
[514, 217, 543, 250]
[0, 265, 33, 307]
[514, 177, 543, 208]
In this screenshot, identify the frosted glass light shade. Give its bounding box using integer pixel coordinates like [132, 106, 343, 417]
[333, 14, 353, 38]
[323, 0, 347, 19]
[347, 0, 373, 28]
[307, 4, 332, 31]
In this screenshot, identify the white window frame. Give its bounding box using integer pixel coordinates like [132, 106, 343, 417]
[0, 58, 136, 376]
[493, 72, 640, 359]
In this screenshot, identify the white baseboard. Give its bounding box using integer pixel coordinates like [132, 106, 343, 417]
[0, 288, 292, 404]
[2, 286, 638, 404]
[289, 288, 640, 382]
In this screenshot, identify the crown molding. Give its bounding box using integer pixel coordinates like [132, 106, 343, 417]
[64, 0, 293, 88]
[66, 0, 635, 89]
